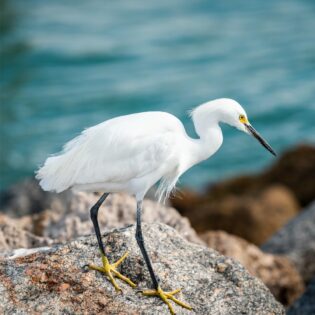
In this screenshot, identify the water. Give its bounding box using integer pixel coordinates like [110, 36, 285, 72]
[1, 0, 315, 190]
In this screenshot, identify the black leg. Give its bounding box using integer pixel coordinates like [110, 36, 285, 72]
[88, 192, 136, 290]
[90, 192, 109, 255]
[135, 200, 159, 289]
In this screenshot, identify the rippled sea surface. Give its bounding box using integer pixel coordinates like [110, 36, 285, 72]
[1, 0, 315, 189]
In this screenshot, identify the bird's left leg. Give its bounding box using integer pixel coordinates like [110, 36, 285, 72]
[87, 193, 136, 291]
[135, 200, 192, 315]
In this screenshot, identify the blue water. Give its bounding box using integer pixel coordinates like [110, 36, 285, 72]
[1, 0, 315, 190]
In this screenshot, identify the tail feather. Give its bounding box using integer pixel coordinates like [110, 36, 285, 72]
[36, 154, 70, 192]
[36, 132, 88, 192]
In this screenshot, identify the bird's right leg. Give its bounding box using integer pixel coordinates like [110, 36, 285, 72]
[87, 192, 136, 291]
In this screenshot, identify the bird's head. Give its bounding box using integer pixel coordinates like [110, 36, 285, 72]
[221, 99, 276, 156]
[191, 98, 276, 156]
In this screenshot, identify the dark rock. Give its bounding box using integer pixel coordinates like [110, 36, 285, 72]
[262, 201, 315, 283]
[287, 277, 315, 315]
[173, 185, 299, 245]
[0, 223, 285, 315]
[204, 144, 315, 208]
[200, 230, 304, 306]
[262, 144, 315, 208]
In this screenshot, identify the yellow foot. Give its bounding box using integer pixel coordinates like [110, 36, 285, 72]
[142, 286, 192, 315]
[88, 251, 136, 291]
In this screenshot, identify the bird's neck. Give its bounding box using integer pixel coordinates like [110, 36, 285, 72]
[188, 123, 223, 167]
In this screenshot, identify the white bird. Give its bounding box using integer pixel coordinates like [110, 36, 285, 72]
[36, 98, 275, 315]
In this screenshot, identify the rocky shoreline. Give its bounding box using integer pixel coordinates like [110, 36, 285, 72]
[1, 144, 314, 314]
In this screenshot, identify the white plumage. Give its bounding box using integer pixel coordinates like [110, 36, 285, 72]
[37, 111, 184, 199]
[36, 98, 275, 201]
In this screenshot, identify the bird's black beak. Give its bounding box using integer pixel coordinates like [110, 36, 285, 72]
[244, 123, 276, 156]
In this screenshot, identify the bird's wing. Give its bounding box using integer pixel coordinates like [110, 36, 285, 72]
[74, 126, 178, 184]
[37, 113, 181, 192]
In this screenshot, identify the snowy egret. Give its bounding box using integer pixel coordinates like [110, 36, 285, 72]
[36, 98, 276, 314]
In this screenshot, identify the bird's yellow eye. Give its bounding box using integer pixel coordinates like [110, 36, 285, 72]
[239, 114, 247, 124]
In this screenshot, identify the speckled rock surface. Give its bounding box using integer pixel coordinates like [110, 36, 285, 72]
[0, 223, 284, 315]
[262, 201, 315, 283]
[200, 230, 304, 306]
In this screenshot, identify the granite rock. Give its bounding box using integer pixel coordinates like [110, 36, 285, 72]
[0, 223, 284, 315]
